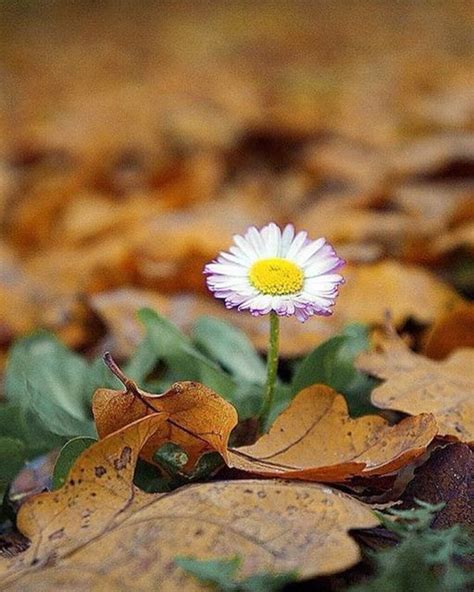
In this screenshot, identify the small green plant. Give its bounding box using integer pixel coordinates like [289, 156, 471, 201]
[175, 556, 296, 592]
[349, 500, 474, 592]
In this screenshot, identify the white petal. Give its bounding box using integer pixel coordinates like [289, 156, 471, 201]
[279, 224, 295, 256]
[205, 263, 249, 276]
[293, 237, 326, 265]
[245, 226, 266, 257]
[234, 234, 259, 261]
[285, 230, 308, 260]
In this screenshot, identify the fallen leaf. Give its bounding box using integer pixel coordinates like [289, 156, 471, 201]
[297, 203, 419, 258]
[391, 134, 474, 179]
[423, 302, 474, 360]
[227, 385, 437, 482]
[356, 333, 474, 442]
[88, 288, 173, 358]
[93, 364, 238, 471]
[430, 220, 474, 257]
[337, 261, 462, 326]
[399, 443, 473, 530]
[0, 414, 379, 591]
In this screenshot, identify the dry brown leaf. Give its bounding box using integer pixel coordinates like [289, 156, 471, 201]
[337, 261, 462, 326]
[302, 137, 387, 193]
[357, 333, 474, 442]
[93, 373, 238, 471]
[88, 289, 173, 358]
[423, 302, 474, 360]
[391, 134, 474, 178]
[130, 195, 274, 294]
[0, 414, 379, 591]
[393, 182, 472, 233]
[430, 221, 474, 257]
[228, 385, 437, 482]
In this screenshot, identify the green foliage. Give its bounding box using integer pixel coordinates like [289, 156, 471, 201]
[0, 438, 27, 496]
[193, 316, 267, 384]
[52, 437, 97, 490]
[350, 501, 474, 592]
[291, 323, 378, 416]
[0, 330, 159, 496]
[6, 331, 95, 439]
[0, 314, 379, 501]
[175, 556, 296, 591]
[139, 308, 264, 419]
[153, 443, 224, 489]
[133, 446, 224, 494]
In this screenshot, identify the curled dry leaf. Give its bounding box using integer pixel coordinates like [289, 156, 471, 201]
[357, 333, 474, 442]
[0, 414, 379, 591]
[228, 385, 437, 482]
[93, 366, 238, 471]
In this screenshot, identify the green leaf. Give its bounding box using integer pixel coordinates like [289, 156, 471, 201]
[291, 323, 378, 416]
[52, 437, 97, 490]
[193, 316, 266, 384]
[232, 382, 264, 421]
[152, 443, 223, 488]
[5, 332, 95, 438]
[0, 401, 64, 456]
[175, 556, 296, 591]
[0, 438, 27, 496]
[261, 383, 292, 432]
[349, 501, 474, 592]
[124, 334, 158, 385]
[153, 442, 189, 474]
[176, 556, 241, 590]
[139, 309, 254, 417]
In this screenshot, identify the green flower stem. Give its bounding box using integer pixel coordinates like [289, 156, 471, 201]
[260, 311, 280, 431]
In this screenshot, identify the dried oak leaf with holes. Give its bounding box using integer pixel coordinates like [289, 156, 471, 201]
[227, 385, 437, 482]
[93, 364, 238, 472]
[0, 414, 379, 591]
[356, 331, 474, 442]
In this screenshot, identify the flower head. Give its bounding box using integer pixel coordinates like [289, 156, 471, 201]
[204, 223, 345, 322]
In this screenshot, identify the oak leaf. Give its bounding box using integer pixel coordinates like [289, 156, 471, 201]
[93, 368, 238, 472]
[357, 334, 474, 442]
[0, 414, 379, 591]
[227, 385, 437, 482]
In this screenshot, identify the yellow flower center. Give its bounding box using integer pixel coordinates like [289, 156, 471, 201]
[249, 258, 304, 295]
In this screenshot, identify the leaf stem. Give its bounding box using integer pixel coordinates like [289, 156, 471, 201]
[103, 352, 141, 397]
[260, 311, 280, 432]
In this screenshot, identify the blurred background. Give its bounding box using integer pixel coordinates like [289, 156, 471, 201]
[0, 0, 473, 362]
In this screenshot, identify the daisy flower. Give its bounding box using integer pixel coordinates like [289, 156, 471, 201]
[204, 223, 345, 322]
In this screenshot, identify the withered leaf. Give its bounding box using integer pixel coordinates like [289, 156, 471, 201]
[357, 334, 474, 442]
[337, 261, 462, 327]
[0, 414, 379, 591]
[93, 371, 238, 472]
[399, 443, 473, 531]
[423, 302, 474, 360]
[227, 385, 437, 482]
